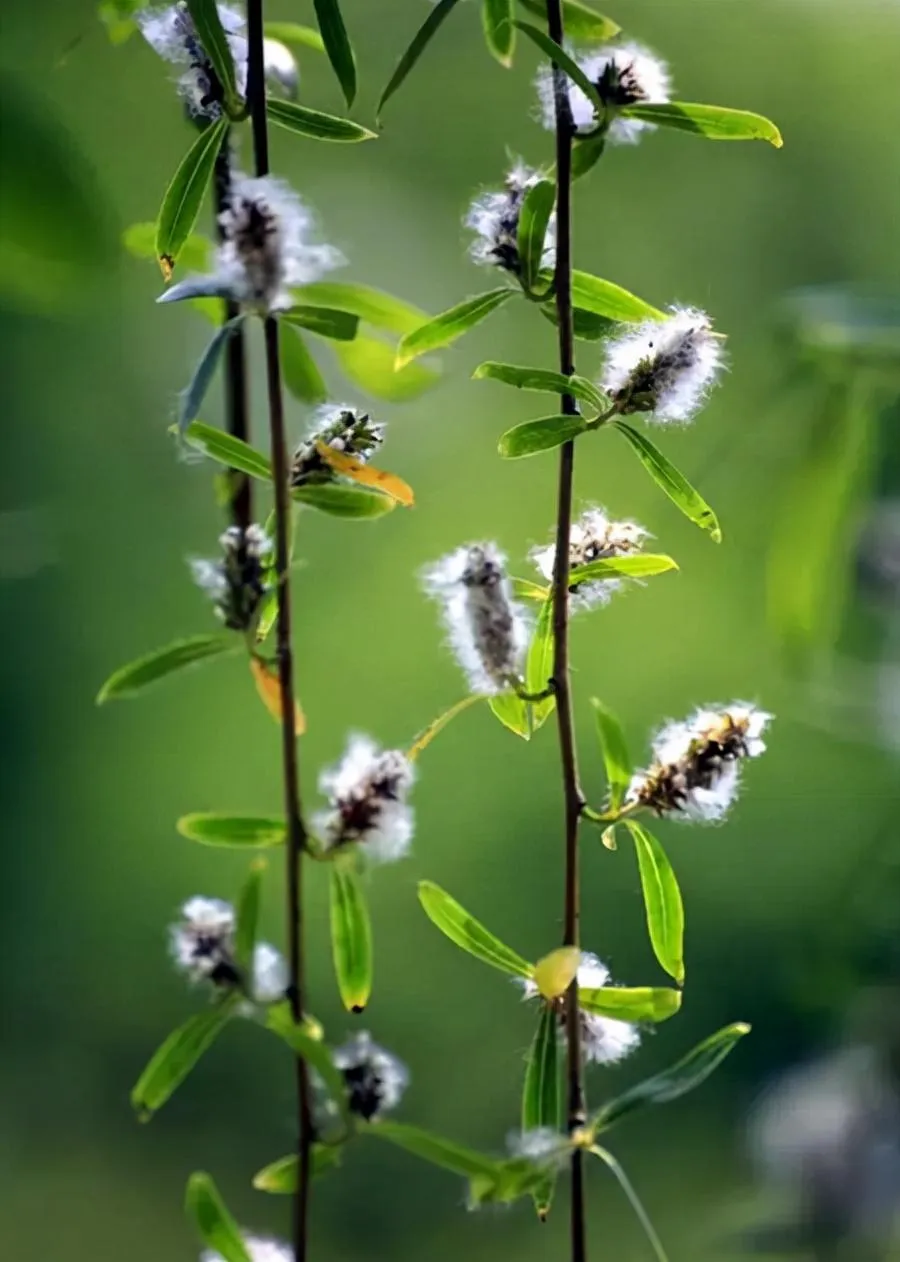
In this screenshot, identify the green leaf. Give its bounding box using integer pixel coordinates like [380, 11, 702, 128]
[522, 1003, 562, 1218]
[483, 0, 515, 67]
[590, 1147, 670, 1262]
[474, 361, 607, 412]
[498, 413, 587, 458]
[177, 813, 287, 848]
[541, 302, 616, 340]
[295, 282, 428, 336]
[516, 180, 555, 295]
[156, 118, 228, 275]
[624, 821, 685, 986]
[333, 331, 441, 401]
[578, 986, 682, 1023]
[467, 1157, 553, 1208]
[614, 422, 722, 541]
[183, 421, 273, 481]
[330, 861, 373, 1013]
[511, 576, 550, 601]
[263, 21, 325, 53]
[96, 634, 236, 703]
[291, 482, 396, 518]
[570, 554, 678, 583]
[418, 880, 533, 978]
[571, 271, 663, 322]
[572, 132, 607, 181]
[488, 691, 531, 740]
[514, 22, 602, 113]
[265, 1004, 350, 1124]
[525, 596, 555, 731]
[266, 98, 376, 142]
[185, 0, 241, 114]
[313, 0, 357, 106]
[178, 316, 245, 433]
[366, 1121, 502, 1179]
[407, 694, 484, 760]
[592, 1023, 751, 1132]
[185, 1172, 250, 1262]
[590, 699, 631, 813]
[280, 305, 359, 341]
[252, 1145, 343, 1193]
[279, 323, 328, 404]
[234, 859, 265, 968]
[517, 0, 619, 41]
[396, 288, 517, 368]
[376, 0, 464, 122]
[131, 997, 238, 1119]
[122, 221, 211, 272]
[624, 101, 782, 147]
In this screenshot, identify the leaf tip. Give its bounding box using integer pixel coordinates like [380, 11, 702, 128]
[350, 1003, 366, 1015]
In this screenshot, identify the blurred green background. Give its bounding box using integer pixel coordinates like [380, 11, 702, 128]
[2, 1, 900, 1258]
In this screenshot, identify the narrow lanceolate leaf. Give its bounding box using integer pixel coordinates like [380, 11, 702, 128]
[131, 997, 239, 1119]
[511, 576, 550, 601]
[474, 361, 607, 412]
[570, 554, 678, 584]
[252, 1145, 343, 1194]
[418, 880, 533, 978]
[366, 1121, 502, 1179]
[313, 0, 357, 106]
[489, 691, 531, 740]
[498, 413, 587, 458]
[396, 288, 516, 368]
[376, 0, 464, 122]
[315, 442, 414, 507]
[263, 21, 325, 53]
[185, 1172, 251, 1262]
[330, 861, 373, 1013]
[156, 118, 228, 278]
[592, 1023, 752, 1132]
[279, 323, 328, 404]
[183, 421, 273, 481]
[291, 481, 396, 518]
[614, 423, 722, 541]
[578, 985, 682, 1023]
[532, 947, 579, 1001]
[407, 694, 483, 760]
[522, 1003, 562, 1219]
[516, 179, 555, 294]
[178, 317, 245, 433]
[590, 698, 631, 813]
[334, 333, 441, 402]
[525, 595, 555, 731]
[234, 858, 265, 967]
[571, 271, 663, 322]
[266, 98, 376, 142]
[295, 281, 428, 336]
[517, 0, 619, 42]
[265, 1004, 350, 1124]
[624, 820, 685, 986]
[514, 22, 602, 113]
[177, 813, 287, 848]
[590, 1147, 670, 1262]
[250, 657, 305, 734]
[280, 305, 359, 341]
[97, 634, 236, 703]
[483, 0, 515, 68]
[624, 101, 783, 147]
[185, 0, 241, 114]
[572, 132, 607, 181]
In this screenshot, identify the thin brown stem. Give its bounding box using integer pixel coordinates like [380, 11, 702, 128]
[246, 3, 312, 1259]
[545, 1, 588, 1260]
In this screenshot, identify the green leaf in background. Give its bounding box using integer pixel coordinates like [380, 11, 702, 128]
[396, 288, 516, 368]
[498, 413, 587, 458]
[252, 1145, 343, 1193]
[624, 101, 782, 147]
[156, 118, 228, 276]
[185, 1172, 251, 1262]
[516, 179, 556, 295]
[572, 132, 607, 181]
[178, 316, 245, 433]
[488, 691, 531, 740]
[280, 305, 359, 341]
[474, 361, 607, 412]
[122, 221, 212, 272]
[183, 421, 273, 481]
[614, 422, 722, 541]
[234, 858, 265, 968]
[366, 1121, 502, 1178]
[376, 0, 464, 122]
[592, 1023, 751, 1133]
[525, 596, 555, 731]
[590, 698, 631, 813]
[96, 634, 236, 703]
[295, 282, 428, 335]
[514, 22, 602, 113]
[176, 813, 287, 848]
[407, 694, 484, 760]
[185, 0, 241, 114]
[291, 482, 396, 518]
[589, 1147, 670, 1262]
[263, 21, 326, 53]
[334, 331, 441, 401]
[313, 0, 357, 106]
[131, 997, 239, 1119]
[571, 270, 663, 322]
[483, 0, 515, 68]
[522, 1003, 562, 1219]
[578, 985, 681, 1022]
[330, 861, 373, 1013]
[624, 820, 685, 986]
[517, 0, 619, 41]
[418, 881, 533, 978]
[265, 1004, 351, 1124]
[279, 323, 329, 403]
[511, 576, 550, 601]
[266, 98, 376, 142]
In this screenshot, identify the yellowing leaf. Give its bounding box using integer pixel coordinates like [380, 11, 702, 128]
[250, 657, 306, 734]
[314, 441, 414, 507]
[533, 946, 580, 1000]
